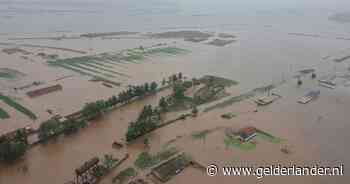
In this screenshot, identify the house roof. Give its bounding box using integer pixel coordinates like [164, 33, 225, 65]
[238, 127, 256, 139]
[75, 157, 99, 175]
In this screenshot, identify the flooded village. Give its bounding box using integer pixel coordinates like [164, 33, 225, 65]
[1, 0, 350, 184]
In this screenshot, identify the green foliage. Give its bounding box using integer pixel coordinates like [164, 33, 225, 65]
[173, 83, 185, 100]
[150, 81, 158, 92]
[126, 105, 159, 142]
[92, 165, 108, 178]
[102, 154, 118, 169]
[191, 106, 198, 115]
[0, 108, 9, 119]
[134, 147, 178, 169]
[0, 72, 14, 79]
[178, 72, 183, 80]
[112, 167, 137, 184]
[38, 119, 62, 141]
[145, 47, 188, 55]
[62, 119, 80, 135]
[224, 136, 256, 151]
[14, 129, 28, 144]
[144, 83, 150, 92]
[134, 152, 153, 168]
[203, 92, 255, 112]
[183, 81, 193, 88]
[0, 94, 37, 120]
[79, 81, 160, 122]
[0, 68, 25, 79]
[47, 47, 187, 83]
[82, 101, 105, 120]
[84, 154, 119, 179]
[256, 131, 283, 144]
[192, 130, 210, 140]
[200, 75, 238, 87]
[159, 97, 168, 111]
[118, 81, 159, 104]
[0, 133, 27, 162]
[0, 141, 26, 162]
[126, 120, 156, 142]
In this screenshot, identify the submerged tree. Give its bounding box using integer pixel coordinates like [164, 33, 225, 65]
[82, 101, 105, 120]
[159, 97, 168, 112]
[144, 83, 150, 92]
[173, 83, 186, 100]
[178, 72, 183, 80]
[62, 119, 80, 135]
[192, 106, 198, 116]
[38, 119, 61, 141]
[126, 105, 159, 142]
[150, 82, 158, 92]
[0, 137, 27, 162]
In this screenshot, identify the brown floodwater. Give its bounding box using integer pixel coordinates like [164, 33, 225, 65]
[1, 25, 350, 183]
[0, 88, 172, 184]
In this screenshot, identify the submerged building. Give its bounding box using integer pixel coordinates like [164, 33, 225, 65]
[238, 127, 257, 142]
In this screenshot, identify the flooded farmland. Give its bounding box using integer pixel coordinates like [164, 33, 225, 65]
[1, 0, 350, 184]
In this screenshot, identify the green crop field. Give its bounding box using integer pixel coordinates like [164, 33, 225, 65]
[0, 94, 37, 120]
[0, 68, 26, 80]
[0, 108, 10, 119]
[256, 131, 283, 144]
[48, 46, 188, 83]
[224, 136, 256, 151]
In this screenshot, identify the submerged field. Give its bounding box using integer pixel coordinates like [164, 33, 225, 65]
[0, 108, 9, 119]
[0, 14, 349, 183]
[0, 68, 25, 80]
[47, 46, 189, 84]
[0, 94, 36, 120]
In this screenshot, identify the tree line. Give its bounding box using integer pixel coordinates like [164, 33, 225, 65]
[37, 81, 160, 143]
[0, 129, 27, 162]
[126, 105, 160, 142]
[82, 81, 159, 121]
[38, 118, 87, 141]
[2, 76, 181, 162]
[126, 74, 202, 142]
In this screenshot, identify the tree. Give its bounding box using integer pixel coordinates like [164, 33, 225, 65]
[208, 76, 214, 86]
[14, 129, 27, 145]
[0, 138, 26, 162]
[183, 81, 193, 88]
[103, 154, 116, 169]
[173, 84, 185, 100]
[144, 83, 150, 92]
[178, 72, 183, 80]
[150, 82, 158, 92]
[168, 76, 173, 84]
[38, 119, 61, 141]
[110, 95, 118, 106]
[162, 78, 166, 86]
[192, 106, 198, 116]
[126, 105, 158, 142]
[63, 119, 80, 135]
[172, 74, 178, 82]
[118, 91, 127, 103]
[159, 97, 168, 111]
[143, 138, 149, 148]
[82, 101, 103, 120]
[134, 86, 144, 97]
